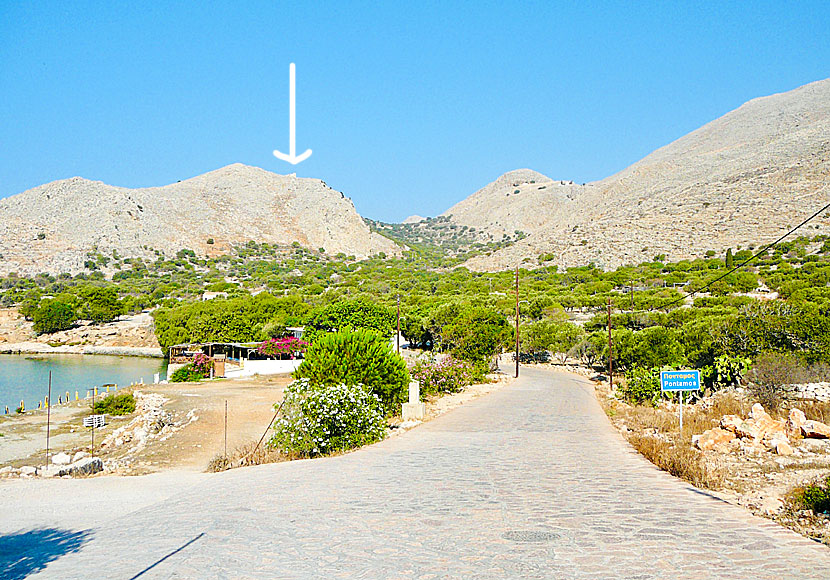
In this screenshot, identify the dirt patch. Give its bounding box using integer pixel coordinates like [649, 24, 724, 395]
[0, 375, 290, 475]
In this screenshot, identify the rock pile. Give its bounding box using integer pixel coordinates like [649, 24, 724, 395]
[792, 382, 830, 402]
[694, 403, 830, 455]
[98, 390, 198, 470]
[0, 453, 102, 479]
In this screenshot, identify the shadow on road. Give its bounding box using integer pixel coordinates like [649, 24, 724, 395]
[0, 528, 92, 579]
[128, 532, 205, 579]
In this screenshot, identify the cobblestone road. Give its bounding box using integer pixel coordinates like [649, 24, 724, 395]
[5, 368, 830, 579]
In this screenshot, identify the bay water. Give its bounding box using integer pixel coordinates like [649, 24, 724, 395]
[0, 354, 167, 412]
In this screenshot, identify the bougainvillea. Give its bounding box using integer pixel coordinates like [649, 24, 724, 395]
[257, 336, 309, 359]
[192, 353, 214, 375]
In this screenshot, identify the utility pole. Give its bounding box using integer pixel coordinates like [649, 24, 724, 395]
[396, 295, 401, 355]
[607, 298, 613, 391]
[629, 281, 634, 310]
[515, 265, 520, 378]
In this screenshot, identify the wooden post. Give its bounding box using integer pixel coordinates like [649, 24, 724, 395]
[515, 265, 520, 378]
[46, 371, 52, 466]
[607, 299, 613, 391]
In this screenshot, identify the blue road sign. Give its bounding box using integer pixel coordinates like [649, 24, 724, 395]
[660, 370, 700, 392]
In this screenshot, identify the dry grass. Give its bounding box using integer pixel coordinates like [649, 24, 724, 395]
[793, 400, 830, 424]
[606, 391, 737, 490]
[704, 391, 752, 419]
[628, 432, 724, 489]
[206, 440, 284, 472]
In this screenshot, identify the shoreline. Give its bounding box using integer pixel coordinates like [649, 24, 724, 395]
[0, 342, 164, 358]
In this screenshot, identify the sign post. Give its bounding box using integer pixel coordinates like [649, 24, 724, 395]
[660, 370, 701, 433]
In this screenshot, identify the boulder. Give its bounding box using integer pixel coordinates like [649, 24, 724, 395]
[767, 438, 794, 455]
[734, 419, 761, 440]
[19, 466, 37, 476]
[786, 408, 806, 437]
[39, 465, 62, 478]
[51, 452, 72, 466]
[72, 451, 89, 463]
[720, 415, 743, 433]
[694, 428, 736, 451]
[750, 403, 768, 420]
[801, 420, 830, 439]
[58, 457, 103, 477]
[757, 416, 787, 439]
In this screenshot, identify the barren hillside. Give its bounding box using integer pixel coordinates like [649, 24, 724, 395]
[459, 78, 830, 271]
[0, 164, 399, 275]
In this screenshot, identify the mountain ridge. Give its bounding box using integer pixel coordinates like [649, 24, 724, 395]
[2, 78, 828, 275]
[0, 163, 399, 276]
[455, 78, 830, 271]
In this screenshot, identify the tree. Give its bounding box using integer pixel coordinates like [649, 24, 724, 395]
[400, 313, 432, 349]
[32, 299, 77, 334]
[524, 320, 585, 363]
[444, 307, 511, 369]
[78, 286, 123, 323]
[294, 328, 409, 414]
[304, 299, 395, 344]
[609, 327, 685, 372]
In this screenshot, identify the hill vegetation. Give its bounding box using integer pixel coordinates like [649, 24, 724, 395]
[4, 230, 830, 397]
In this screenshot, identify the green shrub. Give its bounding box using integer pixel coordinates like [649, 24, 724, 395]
[303, 299, 395, 344]
[610, 327, 686, 372]
[171, 364, 204, 382]
[620, 366, 661, 405]
[701, 355, 750, 392]
[444, 307, 511, 367]
[77, 286, 123, 323]
[789, 475, 830, 514]
[294, 328, 408, 414]
[32, 299, 77, 334]
[93, 393, 136, 415]
[268, 380, 386, 456]
[411, 355, 475, 396]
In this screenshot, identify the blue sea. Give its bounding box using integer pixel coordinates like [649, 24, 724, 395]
[0, 354, 167, 412]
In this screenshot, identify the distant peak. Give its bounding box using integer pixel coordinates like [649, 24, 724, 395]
[494, 168, 554, 184]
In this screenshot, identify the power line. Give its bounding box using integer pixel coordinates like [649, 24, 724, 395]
[641, 192, 830, 312]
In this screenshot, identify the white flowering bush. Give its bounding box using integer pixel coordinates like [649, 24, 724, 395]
[268, 379, 387, 457]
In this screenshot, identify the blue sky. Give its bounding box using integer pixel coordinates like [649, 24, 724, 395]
[1, 1, 828, 222]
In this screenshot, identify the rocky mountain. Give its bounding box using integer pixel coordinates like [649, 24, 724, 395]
[454, 78, 830, 271]
[441, 169, 589, 240]
[0, 164, 399, 275]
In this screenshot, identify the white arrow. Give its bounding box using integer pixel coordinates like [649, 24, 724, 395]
[273, 63, 313, 165]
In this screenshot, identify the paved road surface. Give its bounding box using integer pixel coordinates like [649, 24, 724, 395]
[2, 368, 828, 579]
